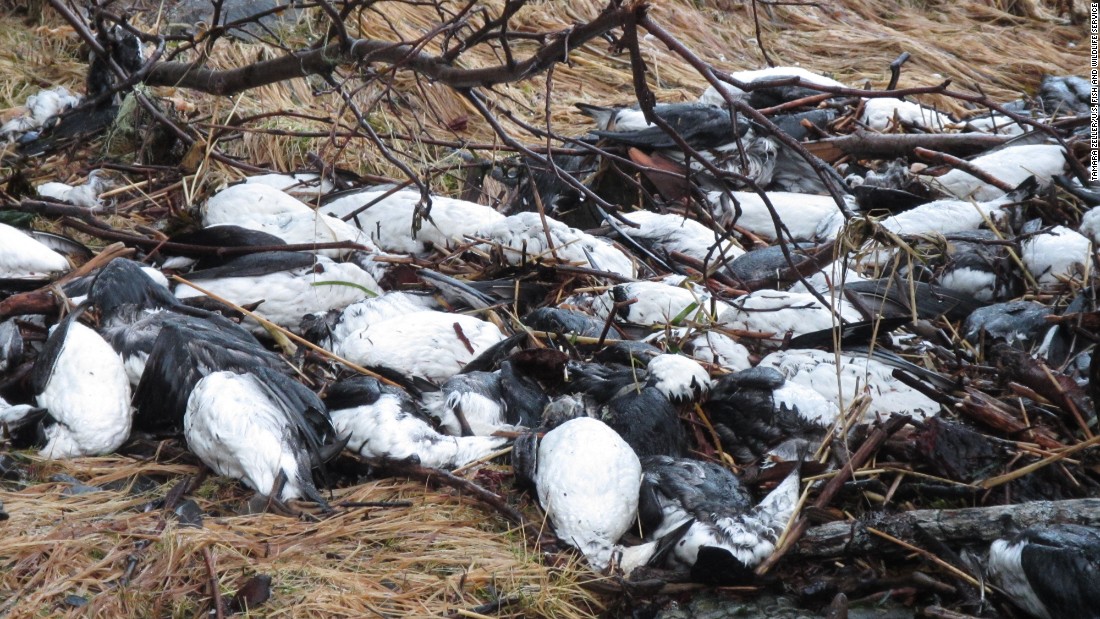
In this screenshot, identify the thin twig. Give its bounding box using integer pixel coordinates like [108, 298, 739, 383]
[979, 433, 1100, 489]
[865, 527, 981, 588]
[913, 147, 1015, 193]
[169, 275, 402, 387]
[201, 546, 226, 619]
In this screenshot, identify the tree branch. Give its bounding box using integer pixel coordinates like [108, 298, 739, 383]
[143, 4, 641, 95]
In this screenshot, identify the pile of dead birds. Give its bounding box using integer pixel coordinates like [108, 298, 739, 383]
[1, 64, 1098, 619]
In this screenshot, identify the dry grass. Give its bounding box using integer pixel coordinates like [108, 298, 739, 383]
[2, 0, 1086, 189]
[0, 455, 605, 618]
[0, 0, 1089, 617]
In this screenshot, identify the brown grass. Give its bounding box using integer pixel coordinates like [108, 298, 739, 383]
[4, 0, 1085, 189]
[0, 455, 605, 618]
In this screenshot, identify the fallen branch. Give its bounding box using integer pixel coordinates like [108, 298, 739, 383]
[806, 132, 1010, 163]
[140, 4, 642, 95]
[794, 498, 1100, 559]
[11, 199, 106, 224]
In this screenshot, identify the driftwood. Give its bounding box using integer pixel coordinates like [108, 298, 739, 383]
[805, 132, 1010, 162]
[793, 498, 1100, 559]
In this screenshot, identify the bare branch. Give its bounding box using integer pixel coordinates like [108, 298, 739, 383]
[140, 4, 642, 96]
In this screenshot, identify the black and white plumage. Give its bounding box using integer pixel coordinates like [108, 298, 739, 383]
[0, 395, 46, 441]
[987, 524, 1100, 619]
[498, 360, 551, 430]
[0, 319, 23, 375]
[639, 456, 802, 582]
[580, 102, 786, 191]
[417, 269, 500, 311]
[85, 258, 273, 388]
[638, 456, 753, 540]
[425, 370, 506, 436]
[646, 327, 752, 372]
[580, 96, 837, 195]
[315, 291, 439, 348]
[0, 86, 82, 139]
[0, 222, 71, 280]
[1082, 205, 1100, 246]
[643, 354, 712, 403]
[786, 259, 871, 298]
[333, 310, 506, 386]
[704, 366, 838, 463]
[492, 148, 601, 225]
[697, 67, 846, 108]
[174, 251, 381, 333]
[324, 376, 507, 469]
[707, 190, 856, 242]
[924, 230, 1020, 302]
[563, 360, 647, 401]
[566, 362, 688, 458]
[956, 111, 1028, 137]
[321, 188, 504, 255]
[167, 225, 287, 270]
[184, 366, 338, 505]
[579, 102, 750, 146]
[132, 321, 289, 434]
[37, 171, 108, 209]
[86, 24, 144, 101]
[103, 307, 280, 389]
[1038, 75, 1092, 117]
[864, 182, 1033, 240]
[930, 145, 1066, 201]
[475, 212, 635, 278]
[718, 290, 862, 342]
[860, 97, 951, 132]
[756, 348, 941, 422]
[32, 312, 132, 458]
[514, 417, 649, 572]
[615, 210, 746, 266]
[597, 280, 729, 327]
[1020, 224, 1093, 285]
[242, 172, 335, 202]
[844, 159, 930, 213]
[203, 183, 375, 257]
[72, 257, 174, 316]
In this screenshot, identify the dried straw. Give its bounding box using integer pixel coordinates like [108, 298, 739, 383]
[0, 456, 603, 618]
